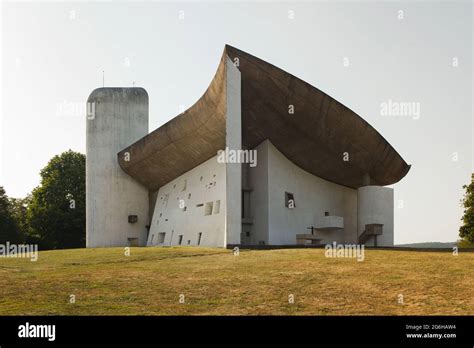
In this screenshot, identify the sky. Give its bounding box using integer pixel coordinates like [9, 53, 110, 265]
[0, 0, 472, 244]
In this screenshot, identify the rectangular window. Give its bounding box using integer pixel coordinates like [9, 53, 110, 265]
[158, 232, 166, 244]
[178, 235, 183, 245]
[197, 232, 202, 246]
[285, 192, 295, 208]
[213, 200, 221, 214]
[150, 234, 155, 244]
[204, 202, 213, 216]
[127, 238, 139, 247]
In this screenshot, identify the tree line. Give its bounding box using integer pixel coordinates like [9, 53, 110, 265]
[0, 150, 85, 250]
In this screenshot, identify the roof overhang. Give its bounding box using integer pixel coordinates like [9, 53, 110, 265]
[118, 45, 410, 191]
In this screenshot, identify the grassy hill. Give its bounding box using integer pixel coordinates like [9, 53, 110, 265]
[0, 247, 472, 315]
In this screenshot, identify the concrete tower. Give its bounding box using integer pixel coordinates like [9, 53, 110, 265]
[86, 88, 149, 247]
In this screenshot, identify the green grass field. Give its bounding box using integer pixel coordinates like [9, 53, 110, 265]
[0, 247, 472, 315]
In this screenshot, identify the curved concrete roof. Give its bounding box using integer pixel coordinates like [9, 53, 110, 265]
[118, 45, 410, 191]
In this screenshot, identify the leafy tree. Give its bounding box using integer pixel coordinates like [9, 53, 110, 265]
[0, 187, 20, 244]
[26, 150, 85, 249]
[9, 195, 31, 244]
[459, 173, 474, 244]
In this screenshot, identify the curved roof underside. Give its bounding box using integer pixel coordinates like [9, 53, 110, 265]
[118, 45, 410, 191]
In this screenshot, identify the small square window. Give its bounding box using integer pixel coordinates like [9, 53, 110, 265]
[204, 202, 213, 216]
[213, 200, 221, 214]
[158, 232, 166, 244]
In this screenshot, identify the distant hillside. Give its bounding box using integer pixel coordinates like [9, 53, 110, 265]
[395, 242, 457, 248]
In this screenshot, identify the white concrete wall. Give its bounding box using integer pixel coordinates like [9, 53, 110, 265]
[248, 141, 269, 245]
[224, 57, 242, 245]
[250, 140, 358, 245]
[147, 155, 227, 247]
[86, 88, 149, 247]
[357, 186, 394, 246]
[315, 215, 344, 230]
